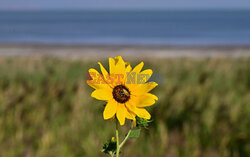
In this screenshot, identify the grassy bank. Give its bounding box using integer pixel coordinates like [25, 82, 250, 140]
[0, 57, 250, 157]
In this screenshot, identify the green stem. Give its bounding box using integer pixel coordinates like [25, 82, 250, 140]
[109, 152, 114, 157]
[114, 121, 134, 157]
[116, 120, 120, 157]
[119, 122, 134, 149]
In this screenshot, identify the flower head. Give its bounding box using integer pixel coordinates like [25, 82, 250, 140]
[87, 56, 158, 125]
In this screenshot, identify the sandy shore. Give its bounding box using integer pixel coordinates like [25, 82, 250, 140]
[0, 44, 250, 59]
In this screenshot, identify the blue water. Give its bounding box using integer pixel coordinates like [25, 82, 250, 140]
[0, 10, 250, 45]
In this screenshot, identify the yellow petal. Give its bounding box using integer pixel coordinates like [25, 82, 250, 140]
[91, 88, 112, 100]
[109, 56, 126, 85]
[87, 68, 111, 90]
[133, 119, 137, 127]
[109, 56, 125, 75]
[114, 56, 126, 76]
[125, 98, 136, 114]
[139, 69, 153, 84]
[134, 93, 158, 107]
[132, 82, 158, 95]
[124, 63, 132, 84]
[125, 62, 144, 90]
[125, 109, 136, 120]
[103, 100, 117, 119]
[134, 108, 151, 119]
[98, 62, 109, 80]
[126, 62, 147, 90]
[115, 56, 125, 67]
[132, 62, 144, 73]
[109, 57, 116, 74]
[98, 62, 115, 88]
[116, 104, 126, 125]
[115, 56, 126, 84]
[125, 64, 132, 73]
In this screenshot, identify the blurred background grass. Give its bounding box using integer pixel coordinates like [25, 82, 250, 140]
[0, 57, 250, 157]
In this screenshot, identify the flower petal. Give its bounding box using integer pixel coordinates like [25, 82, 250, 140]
[116, 104, 126, 125]
[91, 88, 112, 100]
[109, 56, 125, 75]
[125, 62, 143, 90]
[126, 62, 151, 90]
[114, 56, 125, 71]
[124, 63, 132, 84]
[125, 64, 132, 73]
[103, 100, 117, 120]
[132, 82, 158, 95]
[134, 93, 158, 107]
[87, 68, 111, 90]
[125, 93, 153, 119]
[139, 69, 153, 84]
[109, 57, 116, 74]
[132, 62, 144, 74]
[98, 62, 109, 80]
[125, 108, 136, 120]
[109, 56, 127, 85]
[125, 98, 136, 112]
[98, 62, 114, 88]
[134, 108, 151, 119]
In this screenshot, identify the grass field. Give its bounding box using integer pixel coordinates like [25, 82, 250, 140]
[0, 57, 250, 157]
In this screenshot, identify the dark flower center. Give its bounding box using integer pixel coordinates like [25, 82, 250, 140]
[112, 85, 130, 103]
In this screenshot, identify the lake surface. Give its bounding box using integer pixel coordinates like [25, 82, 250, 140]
[0, 10, 250, 45]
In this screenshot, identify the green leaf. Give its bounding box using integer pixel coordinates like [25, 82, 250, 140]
[136, 116, 152, 128]
[128, 129, 141, 139]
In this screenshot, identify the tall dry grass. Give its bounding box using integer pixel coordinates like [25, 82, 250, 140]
[0, 57, 249, 157]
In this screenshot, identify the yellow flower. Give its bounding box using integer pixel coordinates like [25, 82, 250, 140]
[87, 56, 158, 125]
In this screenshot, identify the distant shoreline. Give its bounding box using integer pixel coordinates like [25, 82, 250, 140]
[0, 43, 250, 58]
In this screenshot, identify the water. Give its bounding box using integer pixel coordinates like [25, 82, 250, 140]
[0, 10, 250, 46]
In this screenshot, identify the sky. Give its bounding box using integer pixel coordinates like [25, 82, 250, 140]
[1, 0, 250, 10]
